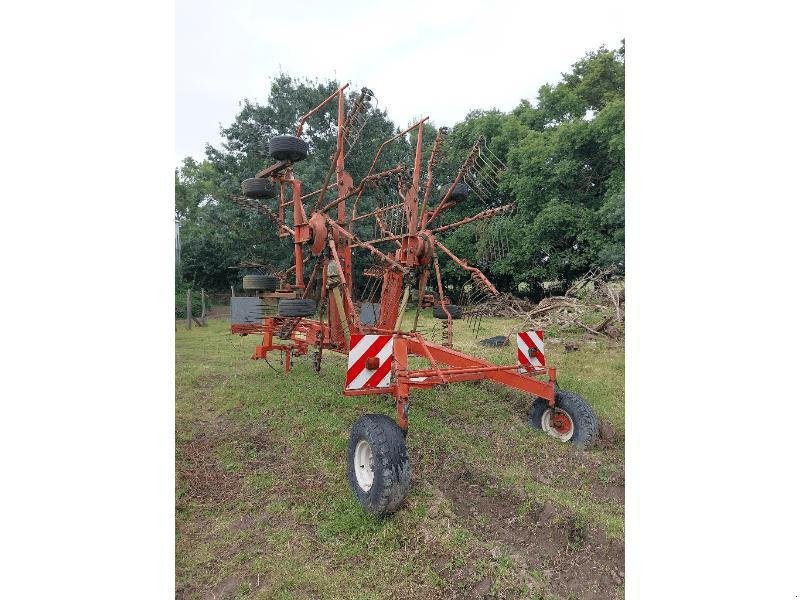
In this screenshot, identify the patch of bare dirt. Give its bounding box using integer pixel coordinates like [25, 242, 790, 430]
[176, 424, 275, 504]
[205, 572, 267, 600]
[177, 436, 243, 503]
[433, 465, 624, 600]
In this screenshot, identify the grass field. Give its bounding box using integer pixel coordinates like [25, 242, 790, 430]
[176, 310, 624, 599]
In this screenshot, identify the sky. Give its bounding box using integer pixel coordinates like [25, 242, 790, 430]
[176, 0, 624, 166]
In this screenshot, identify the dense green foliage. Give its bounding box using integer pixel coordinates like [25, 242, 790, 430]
[176, 43, 624, 297]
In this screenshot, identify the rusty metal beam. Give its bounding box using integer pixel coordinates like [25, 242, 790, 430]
[429, 203, 514, 234]
[434, 239, 499, 296]
[254, 160, 291, 179]
[325, 217, 408, 273]
[295, 84, 350, 137]
[228, 194, 294, 237]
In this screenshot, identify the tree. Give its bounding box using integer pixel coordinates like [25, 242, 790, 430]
[175, 41, 625, 295]
[175, 75, 404, 291]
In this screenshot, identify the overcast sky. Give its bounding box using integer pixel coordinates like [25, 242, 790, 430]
[176, 0, 624, 165]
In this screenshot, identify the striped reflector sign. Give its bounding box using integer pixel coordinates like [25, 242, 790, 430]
[517, 330, 545, 369]
[345, 334, 394, 390]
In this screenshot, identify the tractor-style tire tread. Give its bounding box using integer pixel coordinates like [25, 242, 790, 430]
[432, 304, 463, 319]
[346, 414, 411, 517]
[241, 178, 276, 199]
[242, 275, 278, 291]
[277, 298, 316, 317]
[527, 389, 599, 450]
[269, 135, 309, 162]
[443, 181, 469, 201]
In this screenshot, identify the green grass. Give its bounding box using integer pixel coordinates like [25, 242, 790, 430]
[176, 310, 624, 599]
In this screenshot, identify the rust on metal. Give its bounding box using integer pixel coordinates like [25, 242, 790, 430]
[226, 84, 562, 434]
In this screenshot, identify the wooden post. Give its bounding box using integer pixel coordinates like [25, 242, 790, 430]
[200, 288, 207, 325]
[186, 289, 192, 329]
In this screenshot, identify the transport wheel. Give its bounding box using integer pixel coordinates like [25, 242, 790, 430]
[432, 304, 462, 319]
[242, 274, 278, 291]
[269, 135, 309, 161]
[276, 298, 316, 317]
[241, 177, 276, 199]
[346, 414, 411, 517]
[527, 390, 599, 450]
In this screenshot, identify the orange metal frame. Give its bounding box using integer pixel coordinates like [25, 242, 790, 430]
[232, 86, 560, 432]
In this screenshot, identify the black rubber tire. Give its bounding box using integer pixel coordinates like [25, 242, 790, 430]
[346, 414, 411, 517]
[269, 135, 309, 162]
[443, 181, 469, 202]
[277, 298, 316, 317]
[528, 389, 599, 450]
[241, 178, 276, 199]
[242, 275, 277, 291]
[432, 304, 462, 319]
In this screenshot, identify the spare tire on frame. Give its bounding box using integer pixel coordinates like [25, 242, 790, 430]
[432, 304, 463, 319]
[442, 181, 469, 202]
[269, 135, 309, 162]
[241, 178, 276, 199]
[242, 275, 278, 291]
[277, 298, 316, 317]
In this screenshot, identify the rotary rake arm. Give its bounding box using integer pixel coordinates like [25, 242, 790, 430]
[434, 239, 499, 297]
[423, 136, 483, 227]
[323, 216, 408, 274]
[418, 127, 447, 221]
[295, 83, 350, 137]
[320, 165, 407, 215]
[350, 117, 429, 223]
[428, 203, 514, 234]
[229, 194, 295, 237]
[342, 87, 375, 157]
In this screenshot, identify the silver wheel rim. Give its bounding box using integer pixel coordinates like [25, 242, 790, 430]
[541, 407, 575, 442]
[353, 440, 375, 491]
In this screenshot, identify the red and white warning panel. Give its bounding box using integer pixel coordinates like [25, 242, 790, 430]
[517, 330, 545, 369]
[345, 334, 394, 390]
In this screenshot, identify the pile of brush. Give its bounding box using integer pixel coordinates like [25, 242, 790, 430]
[479, 268, 625, 338]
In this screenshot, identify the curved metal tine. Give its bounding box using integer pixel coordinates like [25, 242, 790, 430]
[473, 157, 503, 186]
[475, 151, 504, 174]
[474, 176, 497, 196]
[464, 177, 491, 203]
[473, 160, 504, 192]
[477, 140, 508, 169]
[477, 154, 506, 177]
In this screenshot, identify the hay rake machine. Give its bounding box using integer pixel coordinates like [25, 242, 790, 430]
[228, 84, 599, 516]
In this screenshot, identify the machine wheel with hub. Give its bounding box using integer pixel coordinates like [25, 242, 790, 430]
[528, 389, 599, 449]
[346, 414, 411, 517]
